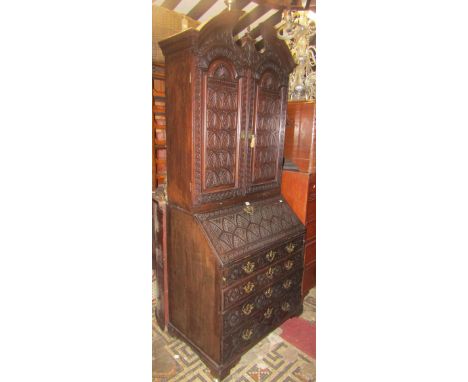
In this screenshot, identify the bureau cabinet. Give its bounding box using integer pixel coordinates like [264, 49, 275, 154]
[159, 10, 303, 379]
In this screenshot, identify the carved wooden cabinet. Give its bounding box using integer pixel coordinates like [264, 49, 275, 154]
[159, 10, 304, 379]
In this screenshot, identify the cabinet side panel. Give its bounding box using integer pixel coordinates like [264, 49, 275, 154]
[165, 51, 193, 209]
[167, 206, 221, 362]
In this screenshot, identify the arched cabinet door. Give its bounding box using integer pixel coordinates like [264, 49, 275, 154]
[247, 69, 286, 194]
[195, 59, 247, 205]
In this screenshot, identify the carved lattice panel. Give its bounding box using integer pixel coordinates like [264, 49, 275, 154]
[251, 72, 282, 185]
[202, 62, 242, 192]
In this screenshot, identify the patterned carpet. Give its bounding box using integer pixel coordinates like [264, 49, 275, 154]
[153, 288, 316, 382]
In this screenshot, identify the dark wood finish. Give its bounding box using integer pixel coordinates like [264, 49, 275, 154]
[159, 11, 303, 379]
[160, 10, 295, 213]
[233, 5, 271, 35]
[233, 0, 251, 10]
[248, 10, 283, 40]
[161, 0, 183, 10]
[187, 0, 219, 20]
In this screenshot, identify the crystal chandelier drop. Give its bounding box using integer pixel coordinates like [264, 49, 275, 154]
[277, 10, 316, 101]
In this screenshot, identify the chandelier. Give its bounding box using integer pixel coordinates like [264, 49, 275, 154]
[277, 10, 316, 100]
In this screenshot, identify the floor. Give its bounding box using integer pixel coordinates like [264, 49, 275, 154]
[153, 288, 316, 382]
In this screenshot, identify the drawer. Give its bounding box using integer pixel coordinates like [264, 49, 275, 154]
[304, 240, 316, 265]
[222, 288, 302, 362]
[222, 270, 303, 334]
[222, 251, 304, 310]
[222, 236, 304, 287]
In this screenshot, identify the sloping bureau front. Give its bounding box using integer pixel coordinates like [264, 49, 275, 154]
[167, 198, 305, 378]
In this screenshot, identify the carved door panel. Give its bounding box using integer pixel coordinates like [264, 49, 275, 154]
[196, 59, 247, 205]
[247, 71, 285, 193]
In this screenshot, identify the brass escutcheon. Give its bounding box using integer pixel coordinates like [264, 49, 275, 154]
[243, 281, 255, 294]
[285, 243, 296, 254]
[242, 328, 253, 340]
[284, 260, 294, 271]
[243, 205, 254, 215]
[281, 302, 291, 312]
[266, 250, 276, 262]
[283, 279, 292, 289]
[242, 303, 254, 315]
[266, 267, 274, 279]
[264, 287, 273, 298]
[242, 261, 255, 274]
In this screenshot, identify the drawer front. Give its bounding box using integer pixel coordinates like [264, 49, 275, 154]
[222, 270, 303, 334]
[222, 250, 303, 310]
[222, 289, 302, 362]
[223, 236, 304, 287]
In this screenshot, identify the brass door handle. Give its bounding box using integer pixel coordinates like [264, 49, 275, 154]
[264, 307, 273, 319]
[242, 261, 255, 274]
[266, 250, 276, 262]
[243, 281, 255, 294]
[285, 243, 296, 253]
[284, 260, 294, 271]
[242, 328, 253, 340]
[242, 303, 254, 315]
[249, 134, 256, 148]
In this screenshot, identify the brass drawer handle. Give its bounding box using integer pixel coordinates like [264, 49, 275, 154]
[242, 303, 254, 316]
[281, 302, 291, 312]
[243, 281, 255, 294]
[242, 328, 253, 340]
[284, 260, 294, 271]
[266, 250, 276, 262]
[264, 287, 273, 298]
[266, 267, 275, 279]
[242, 261, 255, 274]
[264, 307, 273, 319]
[285, 243, 296, 253]
[283, 279, 292, 289]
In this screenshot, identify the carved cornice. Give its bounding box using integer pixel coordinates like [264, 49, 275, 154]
[159, 10, 296, 78]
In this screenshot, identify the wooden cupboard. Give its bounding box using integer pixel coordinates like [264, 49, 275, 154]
[159, 10, 305, 379]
